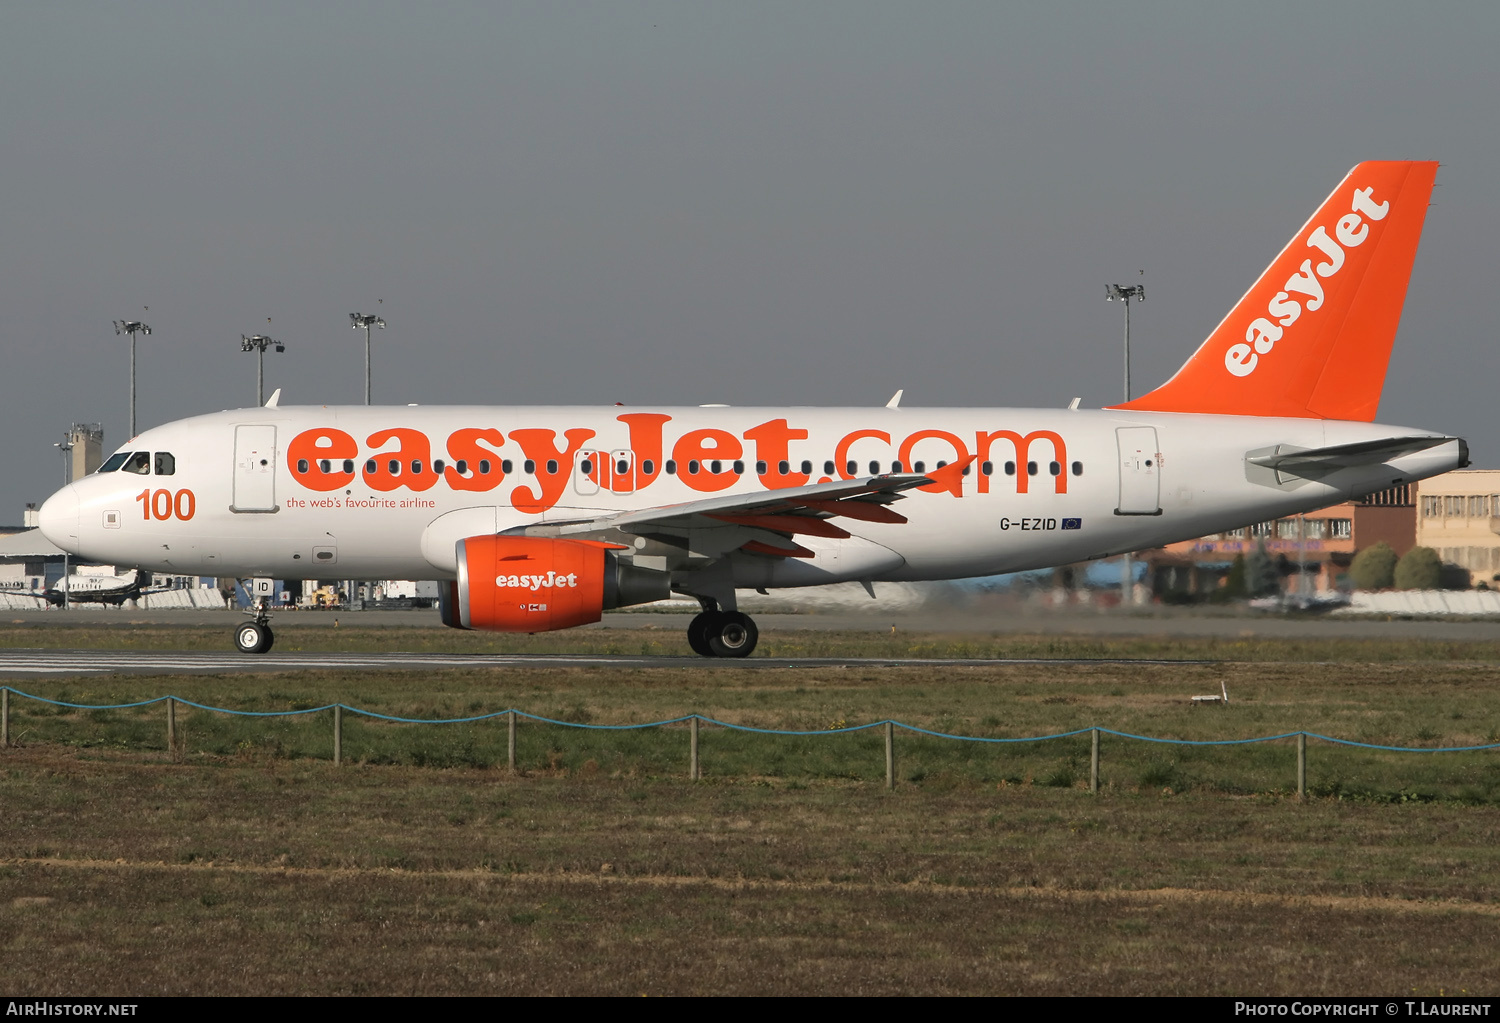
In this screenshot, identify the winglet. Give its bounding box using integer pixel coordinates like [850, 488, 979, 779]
[920, 453, 977, 497]
[886, 389, 903, 409]
[1111, 161, 1438, 421]
[264, 388, 282, 408]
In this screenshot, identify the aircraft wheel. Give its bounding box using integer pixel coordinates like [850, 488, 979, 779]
[687, 612, 718, 657]
[707, 611, 758, 658]
[235, 622, 273, 654]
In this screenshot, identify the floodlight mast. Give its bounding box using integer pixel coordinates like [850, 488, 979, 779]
[240, 334, 287, 407]
[1105, 282, 1145, 608]
[350, 313, 386, 405]
[113, 319, 152, 438]
[1105, 283, 1144, 402]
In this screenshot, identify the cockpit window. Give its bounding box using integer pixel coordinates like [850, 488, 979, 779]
[154, 452, 176, 476]
[98, 452, 132, 473]
[121, 452, 151, 475]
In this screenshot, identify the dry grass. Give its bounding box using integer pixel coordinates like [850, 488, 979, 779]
[7, 635, 1500, 994]
[5, 744, 1500, 995]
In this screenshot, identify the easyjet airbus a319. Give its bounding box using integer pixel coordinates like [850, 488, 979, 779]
[32, 161, 1465, 656]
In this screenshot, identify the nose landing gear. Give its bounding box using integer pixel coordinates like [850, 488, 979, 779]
[686, 607, 759, 658]
[234, 580, 276, 653]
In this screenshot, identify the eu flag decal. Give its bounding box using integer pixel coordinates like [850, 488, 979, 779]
[1061, 518, 1082, 530]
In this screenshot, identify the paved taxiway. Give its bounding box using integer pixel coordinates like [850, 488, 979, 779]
[4, 606, 1498, 679]
[9, 605, 1500, 640]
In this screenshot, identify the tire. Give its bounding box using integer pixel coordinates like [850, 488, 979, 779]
[235, 623, 270, 654]
[687, 612, 718, 657]
[707, 611, 758, 658]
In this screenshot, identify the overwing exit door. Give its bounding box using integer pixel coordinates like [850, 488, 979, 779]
[1116, 427, 1161, 515]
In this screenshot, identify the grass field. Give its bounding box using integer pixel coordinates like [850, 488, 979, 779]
[5, 625, 1500, 994]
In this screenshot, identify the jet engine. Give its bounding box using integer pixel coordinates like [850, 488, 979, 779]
[439, 535, 669, 632]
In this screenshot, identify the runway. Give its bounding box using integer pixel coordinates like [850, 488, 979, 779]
[0, 649, 1201, 679]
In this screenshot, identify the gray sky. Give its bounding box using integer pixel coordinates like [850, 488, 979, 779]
[2, 2, 1496, 507]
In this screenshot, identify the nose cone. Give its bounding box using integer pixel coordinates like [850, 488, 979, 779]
[37, 486, 80, 552]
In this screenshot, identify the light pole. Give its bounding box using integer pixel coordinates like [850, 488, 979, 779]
[53, 435, 74, 485]
[240, 334, 287, 407]
[113, 319, 152, 438]
[350, 312, 385, 405]
[1107, 282, 1145, 606]
[1105, 283, 1145, 402]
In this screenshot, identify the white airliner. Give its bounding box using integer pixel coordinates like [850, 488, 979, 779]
[34, 161, 1463, 656]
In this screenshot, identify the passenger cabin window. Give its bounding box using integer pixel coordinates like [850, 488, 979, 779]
[580, 459, 593, 474]
[479, 459, 492, 475]
[665, 460, 676, 475]
[154, 452, 176, 476]
[501, 460, 512, 474]
[524, 460, 536, 474]
[801, 460, 812, 475]
[456, 459, 469, 476]
[824, 461, 836, 476]
[98, 452, 132, 473]
[642, 459, 656, 475]
[121, 452, 150, 475]
[318, 459, 330, 474]
[1071, 461, 1083, 476]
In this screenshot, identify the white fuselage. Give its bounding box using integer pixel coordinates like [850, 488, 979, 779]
[37, 404, 1462, 588]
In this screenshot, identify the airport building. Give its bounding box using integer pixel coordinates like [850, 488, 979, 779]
[1413, 469, 1500, 588]
[1145, 485, 1416, 596]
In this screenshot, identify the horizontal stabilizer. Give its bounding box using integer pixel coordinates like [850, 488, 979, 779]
[1247, 435, 1453, 480]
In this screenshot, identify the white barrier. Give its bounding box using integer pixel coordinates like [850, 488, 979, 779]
[1338, 589, 1500, 616]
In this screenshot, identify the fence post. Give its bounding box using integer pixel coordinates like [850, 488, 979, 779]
[334, 704, 342, 766]
[2, 687, 8, 749]
[508, 710, 517, 773]
[166, 697, 176, 756]
[1090, 728, 1100, 794]
[690, 715, 700, 780]
[885, 721, 895, 790]
[1297, 732, 1306, 801]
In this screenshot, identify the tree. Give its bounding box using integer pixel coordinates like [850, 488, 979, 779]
[1394, 546, 1442, 590]
[1349, 541, 1397, 590]
[1245, 543, 1280, 596]
[1222, 553, 1247, 597]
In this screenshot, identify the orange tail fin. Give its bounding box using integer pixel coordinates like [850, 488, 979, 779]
[1112, 161, 1437, 421]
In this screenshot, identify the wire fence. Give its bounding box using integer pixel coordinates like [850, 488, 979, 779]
[5, 684, 1499, 797]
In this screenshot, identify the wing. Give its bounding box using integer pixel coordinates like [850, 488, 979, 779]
[506, 458, 972, 563]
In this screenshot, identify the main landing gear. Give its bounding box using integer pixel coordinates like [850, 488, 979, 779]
[687, 607, 759, 658]
[235, 584, 275, 654]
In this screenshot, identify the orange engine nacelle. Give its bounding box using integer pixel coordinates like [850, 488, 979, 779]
[440, 535, 669, 633]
